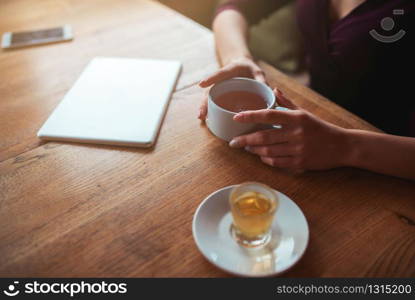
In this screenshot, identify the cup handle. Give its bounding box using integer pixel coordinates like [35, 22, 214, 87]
[274, 106, 290, 112]
[271, 106, 290, 129]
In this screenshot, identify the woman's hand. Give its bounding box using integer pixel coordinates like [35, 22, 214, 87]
[229, 90, 352, 172]
[198, 56, 267, 120]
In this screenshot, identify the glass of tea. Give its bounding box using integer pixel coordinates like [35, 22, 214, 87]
[229, 182, 279, 248]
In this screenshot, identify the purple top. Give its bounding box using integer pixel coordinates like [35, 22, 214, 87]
[217, 0, 415, 136]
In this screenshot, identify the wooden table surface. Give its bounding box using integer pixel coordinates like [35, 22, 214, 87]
[1, 0, 414, 277]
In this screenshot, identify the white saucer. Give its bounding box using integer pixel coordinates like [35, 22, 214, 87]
[192, 185, 309, 277]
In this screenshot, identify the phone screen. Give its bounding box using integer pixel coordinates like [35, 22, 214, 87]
[7, 26, 71, 48]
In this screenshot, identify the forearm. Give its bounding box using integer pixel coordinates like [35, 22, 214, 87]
[343, 129, 415, 180]
[212, 9, 253, 66]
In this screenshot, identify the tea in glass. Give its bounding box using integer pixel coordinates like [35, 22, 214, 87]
[230, 182, 278, 247]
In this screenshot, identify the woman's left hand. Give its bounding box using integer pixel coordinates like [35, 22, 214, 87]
[229, 89, 352, 172]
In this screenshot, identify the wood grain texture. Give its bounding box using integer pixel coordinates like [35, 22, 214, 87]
[0, 0, 218, 161]
[1, 85, 415, 277]
[1, 0, 415, 278]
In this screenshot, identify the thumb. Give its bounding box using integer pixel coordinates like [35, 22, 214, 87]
[274, 88, 298, 110]
[254, 72, 267, 85]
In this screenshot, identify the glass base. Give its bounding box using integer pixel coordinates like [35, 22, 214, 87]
[230, 224, 271, 248]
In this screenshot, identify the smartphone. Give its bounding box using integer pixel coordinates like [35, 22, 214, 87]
[1, 25, 73, 49]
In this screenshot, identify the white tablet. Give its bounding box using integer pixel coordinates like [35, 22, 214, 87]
[37, 57, 182, 147]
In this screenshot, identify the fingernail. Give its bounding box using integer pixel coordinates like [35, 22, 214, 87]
[229, 139, 239, 148]
[233, 114, 242, 121]
[244, 146, 251, 152]
[198, 80, 205, 86]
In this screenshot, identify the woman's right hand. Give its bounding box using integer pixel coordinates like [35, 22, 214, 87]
[198, 56, 267, 120]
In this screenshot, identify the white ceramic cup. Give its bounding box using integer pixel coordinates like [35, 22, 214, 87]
[206, 77, 276, 141]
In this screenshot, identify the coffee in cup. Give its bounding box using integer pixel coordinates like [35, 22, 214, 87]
[206, 77, 276, 141]
[214, 91, 268, 113]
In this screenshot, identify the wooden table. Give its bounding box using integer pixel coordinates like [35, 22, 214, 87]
[1, 0, 414, 277]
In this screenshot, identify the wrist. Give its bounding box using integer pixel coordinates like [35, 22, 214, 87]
[337, 128, 363, 167]
[222, 53, 254, 66]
